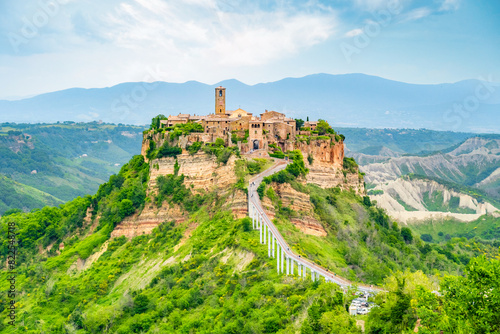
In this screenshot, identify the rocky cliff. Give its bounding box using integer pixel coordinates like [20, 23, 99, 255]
[296, 139, 364, 194]
[260, 182, 327, 237]
[114, 134, 364, 238]
[370, 177, 499, 223]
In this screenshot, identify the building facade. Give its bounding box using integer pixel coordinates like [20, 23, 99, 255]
[163, 87, 301, 153]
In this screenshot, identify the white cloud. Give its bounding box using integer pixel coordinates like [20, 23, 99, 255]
[440, 0, 460, 11]
[353, 0, 391, 11]
[398, 7, 432, 22]
[98, 0, 337, 67]
[345, 28, 363, 37]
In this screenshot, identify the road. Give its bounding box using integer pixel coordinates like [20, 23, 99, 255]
[248, 160, 381, 293]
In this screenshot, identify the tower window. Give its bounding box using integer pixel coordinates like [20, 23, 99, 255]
[219, 90, 222, 97]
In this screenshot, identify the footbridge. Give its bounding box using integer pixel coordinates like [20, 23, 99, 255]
[248, 161, 379, 294]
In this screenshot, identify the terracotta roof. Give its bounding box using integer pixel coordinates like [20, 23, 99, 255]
[167, 116, 187, 121]
[205, 118, 231, 122]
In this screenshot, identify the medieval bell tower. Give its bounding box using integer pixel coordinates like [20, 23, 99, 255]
[215, 86, 226, 116]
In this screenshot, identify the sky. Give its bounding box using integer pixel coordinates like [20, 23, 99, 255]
[0, 0, 499, 99]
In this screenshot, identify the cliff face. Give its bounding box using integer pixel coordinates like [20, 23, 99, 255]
[115, 134, 363, 238]
[295, 139, 344, 168]
[261, 183, 327, 237]
[296, 139, 364, 194]
[112, 149, 247, 238]
[149, 153, 238, 193]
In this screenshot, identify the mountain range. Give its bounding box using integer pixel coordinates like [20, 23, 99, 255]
[1, 73, 499, 133]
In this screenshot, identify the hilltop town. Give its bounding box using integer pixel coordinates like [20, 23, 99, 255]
[149, 86, 347, 166]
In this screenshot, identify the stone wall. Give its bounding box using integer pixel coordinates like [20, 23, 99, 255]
[149, 153, 238, 193]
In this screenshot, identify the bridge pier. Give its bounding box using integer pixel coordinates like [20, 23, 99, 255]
[259, 214, 262, 244]
[272, 236, 275, 258]
[276, 244, 280, 274]
[268, 228, 271, 257]
[280, 246, 284, 273]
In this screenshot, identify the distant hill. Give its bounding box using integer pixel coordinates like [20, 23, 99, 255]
[357, 136, 500, 222]
[1, 73, 499, 132]
[0, 123, 144, 214]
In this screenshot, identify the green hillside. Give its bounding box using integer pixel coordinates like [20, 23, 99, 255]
[0, 122, 145, 214]
[0, 175, 63, 215]
[1, 148, 499, 333]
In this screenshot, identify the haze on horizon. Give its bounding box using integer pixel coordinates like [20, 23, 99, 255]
[0, 0, 499, 100]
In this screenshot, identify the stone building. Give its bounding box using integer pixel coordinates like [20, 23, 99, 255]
[161, 87, 306, 153]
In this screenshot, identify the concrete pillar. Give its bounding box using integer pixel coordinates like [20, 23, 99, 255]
[251, 205, 255, 229]
[259, 215, 262, 244]
[264, 221, 267, 245]
[291, 259, 294, 275]
[286, 257, 289, 275]
[303, 266, 306, 279]
[277, 244, 280, 274]
[298, 263, 301, 278]
[272, 236, 275, 258]
[281, 248, 284, 274]
[268, 229, 271, 257]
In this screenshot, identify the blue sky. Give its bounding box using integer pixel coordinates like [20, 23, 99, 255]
[0, 0, 498, 99]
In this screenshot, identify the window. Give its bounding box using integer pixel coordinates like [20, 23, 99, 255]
[255, 131, 257, 134]
[219, 90, 222, 97]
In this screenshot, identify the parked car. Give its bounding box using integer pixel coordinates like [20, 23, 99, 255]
[357, 308, 369, 315]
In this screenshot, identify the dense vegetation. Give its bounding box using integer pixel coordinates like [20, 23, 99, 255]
[0, 153, 364, 333]
[1, 119, 499, 333]
[367, 256, 500, 333]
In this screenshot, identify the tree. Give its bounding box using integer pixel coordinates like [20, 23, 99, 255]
[415, 256, 500, 333]
[150, 114, 167, 130]
[119, 199, 135, 218]
[441, 256, 500, 333]
[420, 234, 433, 242]
[401, 227, 413, 244]
[295, 118, 305, 131]
[215, 138, 225, 147]
[316, 119, 334, 135]
[133, 294, 150, 315]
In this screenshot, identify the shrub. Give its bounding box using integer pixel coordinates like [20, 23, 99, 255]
[215, 138, 225, 147]
[119, 199, 135, 218]
[187, 141, 202, 155]
[343, 157, 358, 173]
[157, 142, 182, 159]
[421, 234, 433, 242]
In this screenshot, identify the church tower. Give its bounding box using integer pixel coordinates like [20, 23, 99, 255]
[215, 86, 226, 116]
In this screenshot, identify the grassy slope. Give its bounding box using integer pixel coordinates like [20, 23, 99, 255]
[0, 175, 63, 214]
[0, 155, 363, 333]
[0, 209, 360, 333]
[1, 149, 498, 332]
[0, 123, 145, 214]
[265, 182, 499, 285]
[410, 214, 500, 243]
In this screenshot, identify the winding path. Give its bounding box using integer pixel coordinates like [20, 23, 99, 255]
[248, 160, 379, 293]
